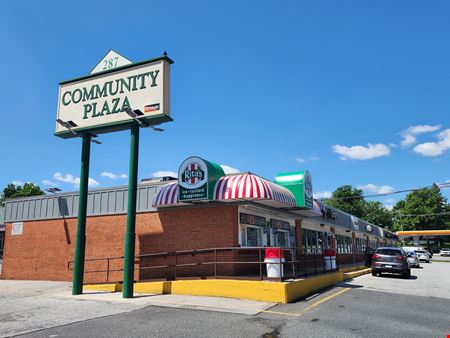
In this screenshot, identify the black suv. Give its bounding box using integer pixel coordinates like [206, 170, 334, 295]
[371, 247, 411, 279]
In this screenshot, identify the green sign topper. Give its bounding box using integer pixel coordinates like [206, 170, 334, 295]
[178, 156, 225, 201]
[274, 170, 313, 209]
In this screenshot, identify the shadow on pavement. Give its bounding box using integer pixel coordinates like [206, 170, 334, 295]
[377, 273, 417, 280]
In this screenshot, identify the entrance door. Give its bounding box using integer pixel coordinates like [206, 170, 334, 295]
[275, 230, 289, 248]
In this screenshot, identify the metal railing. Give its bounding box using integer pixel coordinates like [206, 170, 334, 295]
[67, 246, 340, 284]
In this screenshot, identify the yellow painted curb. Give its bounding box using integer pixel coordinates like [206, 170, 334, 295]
[83, 283, 122, 292]
[134, 281, 169, 294]
[285, 272, 343, 303]
[82, 268, 371, 303]
[169, 279, 287, 303]
[340, 266, 366, 273]
[343, 268, 371, 280]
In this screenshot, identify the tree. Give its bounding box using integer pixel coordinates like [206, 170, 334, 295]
[2, 183, 45, 199]
[363, 201, 393, 229]
[326, 185, 365, 218]
[393, 184, 450, 231]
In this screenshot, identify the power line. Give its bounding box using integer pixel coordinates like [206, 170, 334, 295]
[320, 182, 450, 201]
[394, 211, 450, 218]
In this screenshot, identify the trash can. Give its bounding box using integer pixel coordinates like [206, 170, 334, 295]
[324, 249, 337, 271]
[265, 247, 285, 278]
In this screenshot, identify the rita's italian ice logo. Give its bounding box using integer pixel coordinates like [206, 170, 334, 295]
[181, 163, 205, 185]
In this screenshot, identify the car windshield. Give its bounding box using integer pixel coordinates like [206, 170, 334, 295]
[415, 250, 426, 253]
[376, 248, 402, 256]
[442, 248, 449, 251]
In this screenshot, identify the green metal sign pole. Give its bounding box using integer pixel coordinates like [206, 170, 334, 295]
[123, 125, 140, 298]
[72, 134, 91, 295]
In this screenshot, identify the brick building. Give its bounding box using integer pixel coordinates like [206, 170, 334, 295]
[1, 157, 398, 283]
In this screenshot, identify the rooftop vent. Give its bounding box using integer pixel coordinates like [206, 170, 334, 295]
[141, 176, 177, 185]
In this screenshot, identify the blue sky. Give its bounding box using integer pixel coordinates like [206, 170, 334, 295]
[1, 0, 449, 207]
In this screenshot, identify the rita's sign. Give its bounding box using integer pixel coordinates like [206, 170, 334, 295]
[178, 156, 224, 202]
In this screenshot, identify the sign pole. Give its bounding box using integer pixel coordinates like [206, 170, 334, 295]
[123, 124, 140, 298]
[72, 134, 91, 295]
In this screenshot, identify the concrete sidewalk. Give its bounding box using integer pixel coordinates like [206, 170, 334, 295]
[0, 280, 275, 337]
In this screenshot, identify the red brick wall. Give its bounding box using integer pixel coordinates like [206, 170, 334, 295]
[1, 204, 238, 282]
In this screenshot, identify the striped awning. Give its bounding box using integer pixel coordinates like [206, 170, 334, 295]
[152, 182, 180, 207]
[214, 173, 296, 207]
[152, 174, 297, 208]
[291, 198, 323, 217]
[312, 199, 322, 216]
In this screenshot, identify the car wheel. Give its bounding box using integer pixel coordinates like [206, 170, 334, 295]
[403, 270, 411, 279]
[372, 271, 377, 276]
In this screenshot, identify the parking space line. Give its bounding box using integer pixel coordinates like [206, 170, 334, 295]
[261, 288, 351, 317]
[302, 288, 350, 313]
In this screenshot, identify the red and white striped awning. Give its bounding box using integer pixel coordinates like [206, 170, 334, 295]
[214, 173, 296, 207]
[152, 174, 297, 208]
[152, 182, 180, 207]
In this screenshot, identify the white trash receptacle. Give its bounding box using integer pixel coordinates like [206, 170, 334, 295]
[324, 249, 337, 271]
[265, 257, 285, 278]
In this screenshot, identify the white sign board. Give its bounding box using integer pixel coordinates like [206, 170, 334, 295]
[56, 55, 172, 138]
[11, 222, 23, 236]
[90, 50, 132, 75]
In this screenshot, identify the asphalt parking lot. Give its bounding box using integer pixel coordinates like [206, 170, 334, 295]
[2, 259, 449, 338]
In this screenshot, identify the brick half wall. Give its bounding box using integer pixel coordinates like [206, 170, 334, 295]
[1, 204, 238, 282]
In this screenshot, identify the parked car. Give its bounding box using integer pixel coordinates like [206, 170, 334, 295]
[440, 248, 450, 257]
[415, 249, 430, 263]
[371, 247, 411, 278]
[406, 251, 420, 268]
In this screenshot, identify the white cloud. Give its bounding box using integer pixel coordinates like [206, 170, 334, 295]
[296, 155, 319, 163]
[101, 172, 128, 180]
[358, 184, 394, 194]
[12, 180, 25, 186]
[220, 165, 240, 175]
[313, 191, 332, 199]
[151, 171, 177, 178]
[400, 124, 441, 148]
[42, 180, 59, 187]
[53, 172, 99, 188]
[331, 143, 390, 160]
[413, 128, 450, 157]
[381, 198, 397, 210]
[384, 203, 394, 211]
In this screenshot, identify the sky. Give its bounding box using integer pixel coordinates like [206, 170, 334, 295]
[1, 0, 449, 208]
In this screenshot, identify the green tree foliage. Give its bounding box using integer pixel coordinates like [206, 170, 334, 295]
[326, 185, 365, 218]
[393, 184, 450, 231]
[363, 201, 393, 229]
[2, 183, 45, 199]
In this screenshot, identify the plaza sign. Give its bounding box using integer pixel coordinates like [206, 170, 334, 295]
[56, 52, 172, 138]
[62, 50, 174, 298]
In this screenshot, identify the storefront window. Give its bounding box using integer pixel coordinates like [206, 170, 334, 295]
[246, 226, 262, 247]
[275, 230, 289, 248]
[355, 238, 365, 253]
[336, 235, 352, 254]
[302, 229, 332, 253]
